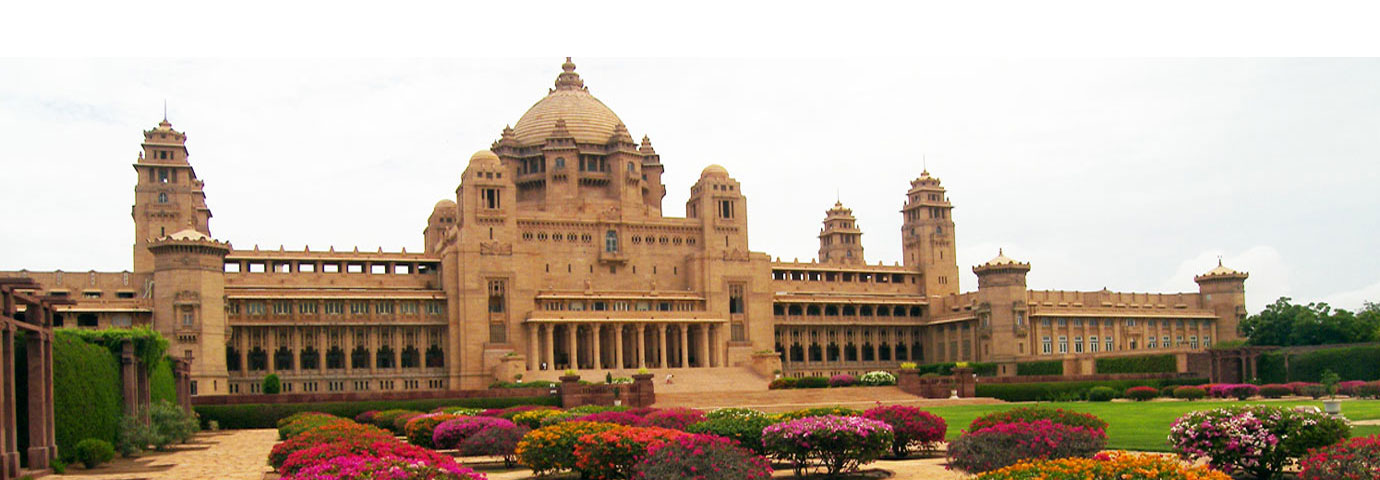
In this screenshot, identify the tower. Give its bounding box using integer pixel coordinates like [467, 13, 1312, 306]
[971, 250, 1031, 364]
[901, 170, 959, 297]
[1195, 260, 1249, 343]
[818, 201, 864, 264]
[132, 118, 212, 273]
[148, 228, 231, 395]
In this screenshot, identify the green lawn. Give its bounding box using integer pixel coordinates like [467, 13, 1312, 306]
[921, 399, 1380, 452]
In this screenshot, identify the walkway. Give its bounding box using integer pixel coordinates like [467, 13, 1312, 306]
[46, 429, 275, 480]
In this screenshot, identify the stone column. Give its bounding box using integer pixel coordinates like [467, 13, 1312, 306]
[614, 325, 625, 370]
[43, 329, 57, 460]
[872, 329, 881, 364]
[635, 324, 646, 368]
[801, 329, 811, 368]
[267, 327, 278, 374]
[698, 324, 710, 368]
[678, 324, 689, 368]
[543, 325, 554, 371]
[119, 341, 139, 417]
[568, 325, 579, 371]
[25, 331, 50, 469]
[591, 324, 603, 370]
[527, 324, 539, 371]
[367, 327, 378, 376]
[344, 327, 355, 375]
[657, 324, 668, 368]
[2, 326, 16, 479]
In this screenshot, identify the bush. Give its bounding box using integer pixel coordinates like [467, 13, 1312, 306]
[150, 357, 177, 405]
[969, 406, 1107, 433]
[490, 380, 559, 389]
[278, 414, 343, 440]
[795, 376, 830, 389]
[1160, 385, 1179, 397]
[565, 404, 628, 415]
[353, 410, 378, 424]
[285, 454, 485, 480]
[1169, 404, 1351, 480]
[432, 416, 518, 450]
[574, 426, 688, 480]
[774, 406, 863, 422]
[73, 438, 116, 469]
[910, 361, 998, 376]
[1259, 384, 1294, 398]
[975, 451, 1231, 480]
[1086, 386, 1117, 402]
[196, 396, 558, 430]
[51, 331, 123, 457]
[762, 415, 893, 477]
[1095, 354, 1176, 374]
[631, 434, 773, 480]
[512, 408, 566, 428]
[369, 409, 418, 432]
[947, 420, 1107, 473]
[1209, 383, 1260, 400]
[404, 413, 460, 448]
[149, 400, 199, 449]
[1354, 381, 1380, 399]
[862, 405, 946, 457]
[704, 407, 766, 420]
[116, 415, 157, 457]
[643, 407, 705, 430]
[1015, 360, 1063, 376]
[515, 421, 621, 475]
[268, 422, 394, 470]
[686, 415, 777, 455]
[459, 423, 530, 468]
[392, 412, 425, 435]
[483, 405, 562, 420]
[975, 378, 1206, 402]
[576, 410, 645, 426]
[859, 371, 897, 386]
[767, 377, 797, 389]
[1299, 434, 1380, 480]
[1124, 386, 1159, 401]
[828, 374, 857, 387]
[433, 406, 484, 416]
[280, 439, 462, 477]
[262, 373, 281, 395]
[1173, 386, 1207, 400]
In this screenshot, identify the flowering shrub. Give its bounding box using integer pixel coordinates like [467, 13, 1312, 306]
[284, 454, 485, 480]
[353, 410, 379, 425]
[404, 413, 461, 448]
[268, 422, 394, 470]
[458, 423, 530, 468]
[392, 412, 425, 435]
[279, 414, 348, 440]
[432, 416, 518, 450]
[704, 407, 766, 420]
[829, 374, 857, 387]
[1354, 381, 1380, 399]
[969, 406, 1107, 433]
[762, 415, 894, 477]
[622, 407, 661, 417]
[1174, 386, 1207, 400]
[1169, 405, 1351, 479]
[511, 408, 566, 429]
[1299, 434, 1380, 480]
[774, 406, 863, 422]
[278, 411, 336, 429]
[975, 451, 1231, 480]
[567, 405, 629, 415]
[514, 421, 621, 475]
[1335, 380, 1366, 396]
[1125, 386, 1160, 401]
[859, 371, 898, 386]
[536, 411, 582, 426]
[281, 440, 459, 476]
[433, 406, 483, 416]
[1259, 384, 1294, 399]
[631, 434, 773, 480]
[1209, 383, 1260, 400]
[574, 426, 688, 480]
[862, 405, 946, 457]
[478, 405, 557, 421]
[1289, 382, 1323, 396]
[577, 410, 646, 426]
[370, 409, 422, 432]
[643, 407, 706, 430]
[947, 419, 1107, 473]
[686, 415, 776, 455]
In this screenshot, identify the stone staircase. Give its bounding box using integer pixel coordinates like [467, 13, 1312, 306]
[520, 366, 771, 394]
[654, 385, 1004, 413]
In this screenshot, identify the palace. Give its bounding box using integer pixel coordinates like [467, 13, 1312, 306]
[2, 59, 1248, 395]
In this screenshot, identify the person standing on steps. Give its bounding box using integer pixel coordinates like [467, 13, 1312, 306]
[666, 373, 674, 384]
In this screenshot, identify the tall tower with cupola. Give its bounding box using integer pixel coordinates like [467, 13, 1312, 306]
[901, 170, 959, 297]
[1195, 260, 1249, 343]
[132, 118, 213, 273]
[818, 202, 865, 265]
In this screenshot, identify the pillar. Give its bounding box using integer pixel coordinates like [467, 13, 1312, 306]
[635, 324, 646, 368]
[120, 341, 139, 417]
[568, 325, 579, 371]
[872, 328, 881, 363]
[344, 327, 354, 375]
[698, 324, 710, 368]
[267, 327, 277, 374]
[1, 326, 16, 480]
[679, 324, 689, 368]
[801, 329, 811, 368]
[25, 332, 50, 469]
[657, 324, 668, 368]
[527, 324, 539, 371]
[543, 324, 555, 371]
[592, 324, 603, 370]
[614, 325, 625, 370]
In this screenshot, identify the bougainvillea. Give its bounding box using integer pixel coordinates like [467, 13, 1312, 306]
[458, 423, 530, 468]
[1169, 405, 1351, 480]
[353, 410, 379, 425]
[975, 451, 1231, 480]
[773, 406, 863, 422]
[704, 407, 766, 420]
[828, 374, 857, 387]
[631, 434, 773, 480]
[511, 408, 567, 429]
[1335, 380, 1367, 397]
[1258, 384, 1295, 399]
[1299, 434, 1380, 480]
[432, 416, 518, 450]
[278, 414, 348, 440]
[576, 410, 646, 426]
[574, 426, 688, 480]
[268, 422, 394, 470]
[643, 407, 706, 431]
[762, 415, 894, 477]
[370, 409, 421, 430]
[284, 454, 486, 480]
[515, 421, 621, 475]
[862, 405, 946, 457]
[1209, 383, 1260, 400]
[1124, 386, 1160, 402]
[404, 413, 461, 449]
[281, 440, 461, 476]
[968, 406, 1107, 433]
[947, 419, 1107, 473]
[1174, 386, 1207, 400]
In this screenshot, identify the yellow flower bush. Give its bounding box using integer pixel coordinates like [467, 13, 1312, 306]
[515, 421, 621, 475]
[512, 408, 567, 429]
[977, 451, 1232, 480]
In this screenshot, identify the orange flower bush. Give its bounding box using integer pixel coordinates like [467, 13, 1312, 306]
[514, 421, 621, 475]
[573, 427, 688, 480]
[976, 451, 1233, 480]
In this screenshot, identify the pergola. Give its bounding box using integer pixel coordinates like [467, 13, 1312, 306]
[0, 277, 65, 479]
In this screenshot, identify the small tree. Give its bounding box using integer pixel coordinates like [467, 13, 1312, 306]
[262, 373, 281, 394]
[1321, 369, 1341, 399]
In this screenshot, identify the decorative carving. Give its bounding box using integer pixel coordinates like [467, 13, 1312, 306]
[479, 241, 513, 256]
[722, 248, 750, 262]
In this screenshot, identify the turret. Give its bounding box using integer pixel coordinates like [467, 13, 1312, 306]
[148, 227, 231, 395]
[971, 249, 1031, 363]
[901, 170, 959, 297]
[818, 201, 865, 264]
[1195, 260, 1249, 343]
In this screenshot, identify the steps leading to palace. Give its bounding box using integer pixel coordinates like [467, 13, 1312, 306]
[520, 366, 772, 394]
[653, 386, 1004, 413]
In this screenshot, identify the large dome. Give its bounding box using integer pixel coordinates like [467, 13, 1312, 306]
[510, 58, 625, 146]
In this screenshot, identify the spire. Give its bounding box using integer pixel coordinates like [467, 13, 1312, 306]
[922, 154, 928, 176]
[163, 99, 167, 122]
[554, 57, 585, 91]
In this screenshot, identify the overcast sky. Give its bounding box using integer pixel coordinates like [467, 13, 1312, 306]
[2, 58, 1377, 313]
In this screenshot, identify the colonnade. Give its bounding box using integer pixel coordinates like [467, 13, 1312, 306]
[526, 322, 724, 371]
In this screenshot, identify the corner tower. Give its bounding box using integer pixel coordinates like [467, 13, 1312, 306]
[901, 170, 958, 297]
[132, 118, 212, 273]
[818, 201, 864, 264]
[972, 250, 1031, 363]
[148, 228, 231, 395]
[1195, 260, 1249, 343]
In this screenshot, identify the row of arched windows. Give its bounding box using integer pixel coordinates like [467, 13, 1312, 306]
[226, 345, 444, 372]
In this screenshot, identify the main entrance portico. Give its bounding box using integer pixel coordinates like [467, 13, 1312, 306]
[525, 320, 725, 372]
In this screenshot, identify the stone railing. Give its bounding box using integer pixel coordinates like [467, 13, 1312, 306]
[897, 367, 976, 398]
[558, 373, 655, 408]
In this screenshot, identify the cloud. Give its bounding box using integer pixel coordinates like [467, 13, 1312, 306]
[1160, 246, 1290, 314]
[1322, 280, 1380, 311]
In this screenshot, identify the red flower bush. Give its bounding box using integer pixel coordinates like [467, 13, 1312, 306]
[1335, 380, 1366, 396]
[268, 422, 394, 470]
[1209, 383, 1259, 400]
[862, 405, 947, 457]
[432, 416, 518, 450]
[1355, 381, 1380, 399]
[1299, 434, 1380, 480]
[1259, 384, 1294, 399]
[631, 434, 772, 480]
[280, 439, 460, 476]
[284, 454, 485, 480]
[353, 410, 379, 424]
[829, 374, 857, 387]
[946, 419, 1107, 473]
[969, 406, 1107, 433]
[404, 413, 461, 448]
[643, 407, 706, 431]
[574, 426, 688, 480]
[1124, 386, 1159, 402]
[576, 410, 646, 426]
[458, 423, 530, 467]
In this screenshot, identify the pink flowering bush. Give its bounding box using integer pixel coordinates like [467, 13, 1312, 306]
[946, 419, 1107, 473]
[432, 416, 518, 450]
[762, 415, 894, 477]
[1299, 434, 1380, 480]
[458, 423, 530, 468]
[862, 405, 946, 457]
[405, 413, 461, 448]
[1258, 384, 1294, 399]
[285, 454, 485, 480]
[353, 410, 379, 424]
[969, 406, 1107, 433]
[1125, 386, 1160, 402]
[643, 407, 706, 431]
[1354, 381, 1380, 399]
[1209, 384, 1260, 400]
[281, 440, 461, 477]
[828, 374, 857, 387]
[576, 410, 646, 426]
[1335, 380, 1366, 396]
[631, 434, 773, 480]
[1169, 405, 1351, 480]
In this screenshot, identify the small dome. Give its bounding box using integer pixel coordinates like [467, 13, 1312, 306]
[166, 228, 209, 241]
[433, 199, 456, 211]
[981, 248, 1021, 267]
[701, 164, 729, 178]
[1203, 259, 1242, 276]
[469, 150, 501, 168]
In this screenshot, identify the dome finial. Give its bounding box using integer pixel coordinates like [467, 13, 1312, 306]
[555, 57, 584, 90]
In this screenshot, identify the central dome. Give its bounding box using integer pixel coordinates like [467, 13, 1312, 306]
[510, 58, 625, 146]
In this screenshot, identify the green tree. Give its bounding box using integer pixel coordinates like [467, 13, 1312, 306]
[262, 373, 281, 394]
[1241, 297, 1380, 346]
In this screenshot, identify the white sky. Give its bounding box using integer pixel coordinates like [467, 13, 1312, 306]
[2, 3, 1379, 314]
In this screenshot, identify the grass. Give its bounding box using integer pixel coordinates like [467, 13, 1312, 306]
[921, 398, 1380, 452]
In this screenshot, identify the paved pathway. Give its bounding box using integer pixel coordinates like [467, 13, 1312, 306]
[47, 429, 276, 480]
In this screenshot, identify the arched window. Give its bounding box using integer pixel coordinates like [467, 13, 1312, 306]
[273, 347, 294, 370]
[326, 346, 345, 369]
[226, 346, 241, 371]
[248, 347, 268, 371]
[300, 347, 320, 370]
[400, 346, 420, 368]
[376, 345, 395, 369]
[351, 346, 369, 369]
[627, 161, 636, 172]
[158, 192, 168, 204]
[425, 345, 445, 368]
[604, 230, 618, 253]
[554, 157, 565, 168]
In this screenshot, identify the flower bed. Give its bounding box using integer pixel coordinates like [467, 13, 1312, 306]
[762, 415, 893, 477]
[404, 413, 461, 449]
[969, 406, 1108, 433]
[432, 416, 519, 450]
[947, 419, 1107, 473]
[285, 454, 484, 480]
[774, 406, 863, 422]
[515, 421, 622, 475]
[268, 422, 394, 470]
[1124, 386, 1159, 401]
[573, 426, 688, 480]
[576, 410, 646, 426]
[632, 434, 773, 480]
[829, 374, 857, 387]
[686, 415, 777, 455]
[859, 371, 898, 386]
[1208, 383, 1259, 400]
[975, 451, 1231, 480]
[861, 405, 946, 457]
[1169, 404, 1351, 479]
[458, 423, 530, 468]
[267, 416, 486, 480]
[643, 407, 706, 430]
[281, 439, 459, 477]
[511, 408, 566, 429]
[1299, 434, 1380, 480]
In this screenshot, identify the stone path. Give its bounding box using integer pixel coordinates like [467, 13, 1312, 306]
[46, 429, 276, 480]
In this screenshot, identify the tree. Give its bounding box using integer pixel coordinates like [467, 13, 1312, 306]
[262, 373, 281, 394]
[1241, 297, 1380, 346]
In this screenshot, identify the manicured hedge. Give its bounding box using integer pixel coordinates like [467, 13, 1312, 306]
[1258, 345, 1380, 383]
[1016, 360, 1063, 376]
[59, 327, 169, 374]
[1094, 354, 1176, 374]
[151, 357, 177, 405]
[913, 362, 999, 377]
[975, 378, 1207, 402]
[51, 330, 124, 458]
[195, 395, 559, 429]
[1258, 352, 1288, 383]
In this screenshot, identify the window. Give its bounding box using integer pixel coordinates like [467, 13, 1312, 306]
[158, 192, 168, 203]
[488, 280, 506, 313]
[1041, 336, 1051, 354]
[1203, 336, 1211, 348]
[350, 301, 368, 315]
[1090, 336, 1099, 352]
[604, 230, 618, 253]
[375, 302, 395, 314]
[273, 301, 291, 315]
[1042, 318, 1051, 327]
[1126, 319, 1136, 327]
[729, 283, 745, 314]
[627, 161, 636, 172]
[1176, 335, 1183, 347]
[554, 157, 565, 168]
[400, 301, 418, 315]
[1106, 337, 1114, 352]
[1058, 318, 1067, 326]
[482, 188, 500, 209]
[1148, 336, 1157, 348]
[325, 301, 344, 315]
[1162, 335, 1170, 348]
[247, 302, 265, 315]
[1058, 336, 1068, 353]
[182, 310, 195, 327]
[299, 302, 317, 314]
[719, 199, 734, 219]
[425, 301, 443, 315]
[1074, 336, 1084, 353]
[1190, 336, 1198, 349]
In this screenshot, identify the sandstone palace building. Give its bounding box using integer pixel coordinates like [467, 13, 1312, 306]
[3, 59, 1249, 396]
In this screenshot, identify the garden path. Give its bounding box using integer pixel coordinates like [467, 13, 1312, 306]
[45, 429, 276, 480]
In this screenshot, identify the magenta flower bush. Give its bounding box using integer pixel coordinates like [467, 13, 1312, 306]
[946, 419, 1107, 473]
[1335, 380, 1366, 396]
[432, 416, 518, 450]
[862, 405, 946, 457]
[458, 423, 529, 467]
[1169, 405, 1351, 480]
[643, 407, 706, 431]
[1299, 434, 1380, 480]
[285, 454, 485, 480]
[762, 415, 894, 477]
[281, 440, 458, 477]
[828, 374, 857, 387]
[576, 411, 646, 426]
[632, 434, 772, 480]
[1209, 384, 1260, 400]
